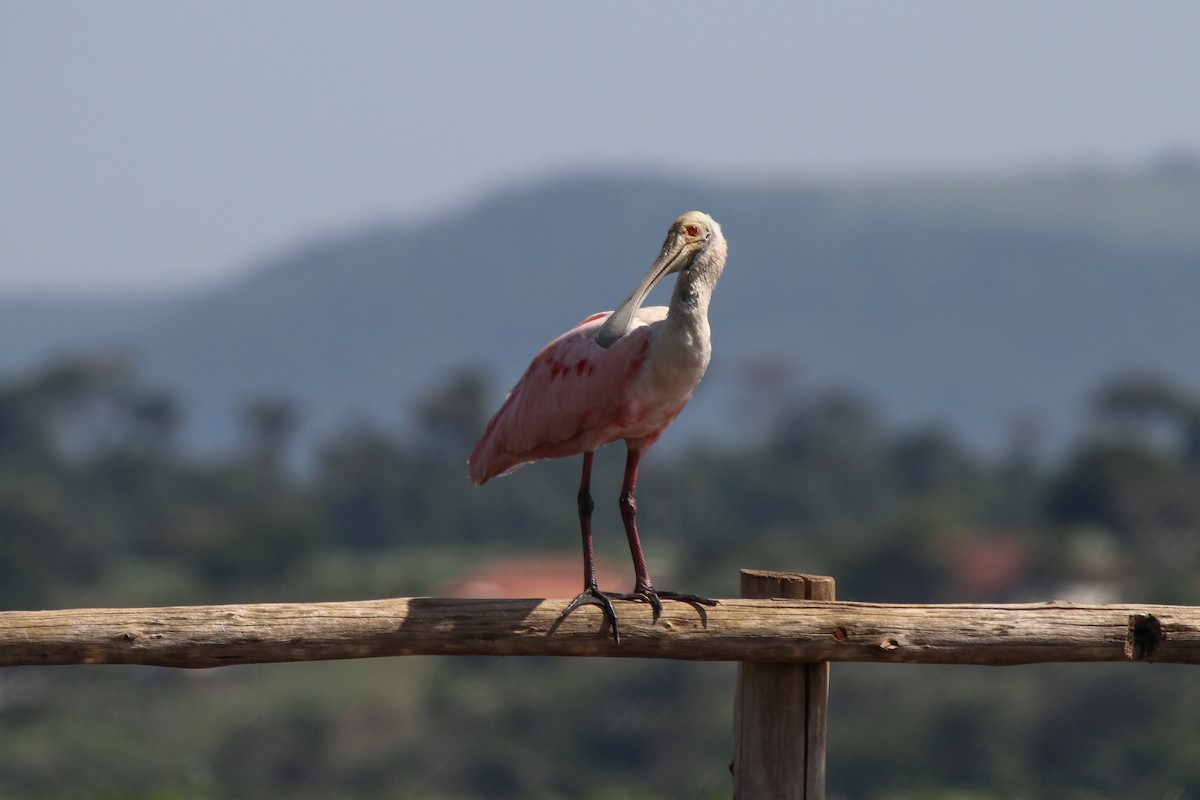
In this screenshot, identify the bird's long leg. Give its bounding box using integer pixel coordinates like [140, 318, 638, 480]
[611, 448, 662, 619]
[616, 448, 656, 602]
[612, 447, 718, 619]
[558, 451, 621, 642]
[577, 450, 599, 589]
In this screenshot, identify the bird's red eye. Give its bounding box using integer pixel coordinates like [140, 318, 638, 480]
[685, 224, 700, 236]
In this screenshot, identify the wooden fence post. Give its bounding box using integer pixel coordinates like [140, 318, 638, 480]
[733, 569, 835, 799]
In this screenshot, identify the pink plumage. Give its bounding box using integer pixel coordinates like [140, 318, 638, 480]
[468, 311, 688, 486]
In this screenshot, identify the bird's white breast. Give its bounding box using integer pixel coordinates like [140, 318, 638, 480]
[634, 306, 711, 409]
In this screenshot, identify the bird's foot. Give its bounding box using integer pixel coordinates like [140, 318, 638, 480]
[610, 588, 719, 622]
[558, 586, 622, 643]
[657, 589, 720, 607]
[555, 587, 720, 643]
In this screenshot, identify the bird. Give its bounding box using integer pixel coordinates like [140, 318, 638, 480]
[468, 211, 727, 642]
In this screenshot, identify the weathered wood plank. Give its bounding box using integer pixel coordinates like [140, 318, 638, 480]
[2, 594, 1199, 668]
[734, 570, 833, 800]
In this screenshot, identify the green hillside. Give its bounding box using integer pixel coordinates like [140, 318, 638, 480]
[2, 166, 1199, 454]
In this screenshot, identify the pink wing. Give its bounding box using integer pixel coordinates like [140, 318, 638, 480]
[468, 311, 683, 485]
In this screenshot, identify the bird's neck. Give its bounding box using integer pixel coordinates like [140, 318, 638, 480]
[665, 235, 727, 337]
[639, 233, 727, 401]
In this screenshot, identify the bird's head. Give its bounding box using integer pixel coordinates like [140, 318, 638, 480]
[595, 211, 722, 348]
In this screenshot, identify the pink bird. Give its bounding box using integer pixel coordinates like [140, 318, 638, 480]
[469, 211, 728, 641]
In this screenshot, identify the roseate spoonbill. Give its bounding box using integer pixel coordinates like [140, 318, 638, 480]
[468, 211, 727, 642]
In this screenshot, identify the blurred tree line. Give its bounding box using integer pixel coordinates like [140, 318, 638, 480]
[2, 355, 1200, 798]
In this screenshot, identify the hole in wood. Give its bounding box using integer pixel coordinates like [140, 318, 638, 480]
[1127, 613, 1164, 660]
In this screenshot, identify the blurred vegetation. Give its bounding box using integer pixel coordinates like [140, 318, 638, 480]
[6, 168, 1200, 458]
[3, 356, 1200, 798]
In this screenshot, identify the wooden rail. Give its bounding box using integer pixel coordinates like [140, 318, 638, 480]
[3, 590, 1197, 668]
[6, 569, 1200, 800]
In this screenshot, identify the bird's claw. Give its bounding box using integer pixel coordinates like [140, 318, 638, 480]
[611, 589, 664, 620]
[655, 590, 720, 607]
[555, 587, 720, 644]
[610, 588, 719, 621]
[559, 586, 622, 643]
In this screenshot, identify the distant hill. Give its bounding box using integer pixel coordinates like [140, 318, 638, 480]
[3, 166, 1199, 456]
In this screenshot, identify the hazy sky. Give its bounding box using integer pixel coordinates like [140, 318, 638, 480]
[3, 2, 1199, 296]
